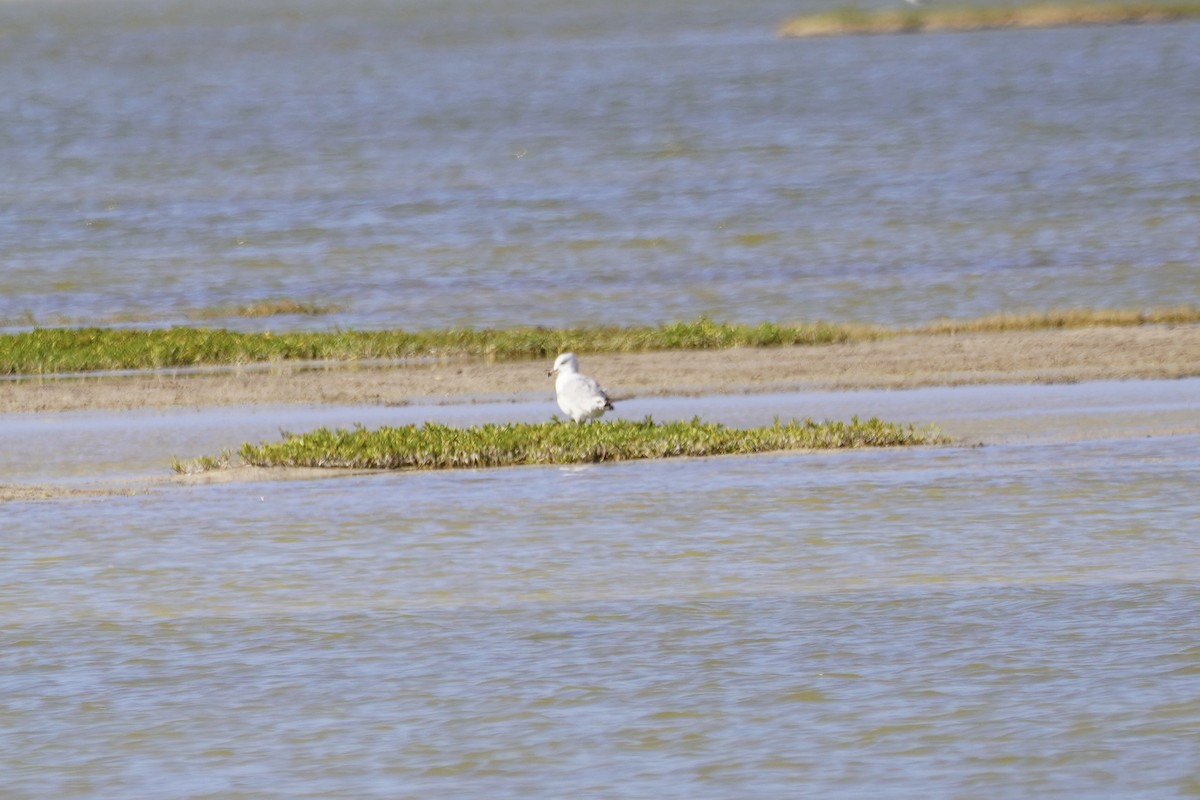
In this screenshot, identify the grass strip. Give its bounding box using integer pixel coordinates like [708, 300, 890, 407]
[3, 305, 1197, 376]
[174, 416, 948, 473]
[0, 319, 866, 375]
[777, 1, 1200, 37]
[918, 305, 1200, 334]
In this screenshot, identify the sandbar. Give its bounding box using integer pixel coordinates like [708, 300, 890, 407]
[4, 325, 1198, 414]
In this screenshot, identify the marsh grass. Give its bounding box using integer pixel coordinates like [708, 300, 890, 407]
[174, 416, 948, 473]
[170, 449, 236, 474]
[0, 318, 874, 375]
[777, 0, 1200, 36]
[920, 306, 1200, 334]
[3, 306, 1197, 376]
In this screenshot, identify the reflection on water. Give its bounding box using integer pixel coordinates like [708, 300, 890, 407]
[4, 381, 1200, 796]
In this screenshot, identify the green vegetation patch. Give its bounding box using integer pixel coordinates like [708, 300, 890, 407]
[0, 318, 867, 375]
[777, 1, 1200, 37]
[920, 306, 1200, 334]
[175, 417, 948, 473]
[4, 306, 1197, 376]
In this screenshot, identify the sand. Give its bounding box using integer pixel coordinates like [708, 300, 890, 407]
[4, 325, 1200, 414]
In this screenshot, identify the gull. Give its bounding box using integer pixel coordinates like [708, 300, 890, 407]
[548, 352, 614, 423]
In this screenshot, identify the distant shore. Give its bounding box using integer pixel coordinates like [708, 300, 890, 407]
[5, 324, 1199, 414]
[777, 1, 1200, 37]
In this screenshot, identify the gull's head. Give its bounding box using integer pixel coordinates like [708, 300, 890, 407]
[548, 352, 579, 377]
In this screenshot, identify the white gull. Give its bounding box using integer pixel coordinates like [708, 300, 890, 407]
[548, 352, 614, 423]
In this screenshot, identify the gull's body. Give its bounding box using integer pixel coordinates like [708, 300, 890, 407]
[548, 352, 614, 423]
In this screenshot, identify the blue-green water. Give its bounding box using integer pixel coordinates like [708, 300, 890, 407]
[2, 0, 1198, 330]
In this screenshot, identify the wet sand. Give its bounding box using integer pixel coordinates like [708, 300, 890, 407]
[0, 468, 387, 503]
[5, 325, 1200, 414]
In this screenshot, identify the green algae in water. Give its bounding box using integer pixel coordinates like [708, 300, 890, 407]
[175, 416, 949, 473]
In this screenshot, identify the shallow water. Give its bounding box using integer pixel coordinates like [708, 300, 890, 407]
[6, 376, 1199, 483]
[4, 380, 1200, 797]
[3, 0, 1199, 329]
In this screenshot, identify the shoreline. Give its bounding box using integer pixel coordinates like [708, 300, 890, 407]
[776, 2, 1200, 38]
[4, 324, 1199, 415]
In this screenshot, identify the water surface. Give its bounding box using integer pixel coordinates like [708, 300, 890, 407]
[3, 0, 1198, 329]
[3, 379, 1199, 797]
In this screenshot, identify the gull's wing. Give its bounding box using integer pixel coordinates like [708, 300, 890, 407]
[558, 371, 614, 418]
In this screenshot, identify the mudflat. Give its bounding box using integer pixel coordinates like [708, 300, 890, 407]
[4, 325, 1199, 414]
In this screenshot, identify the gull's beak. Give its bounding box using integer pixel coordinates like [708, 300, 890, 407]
[547, 367, 556, 378]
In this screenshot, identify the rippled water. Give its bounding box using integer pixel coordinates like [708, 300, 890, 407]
[4, 381, 1200, 797]
[3, 0, 1199, 330]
